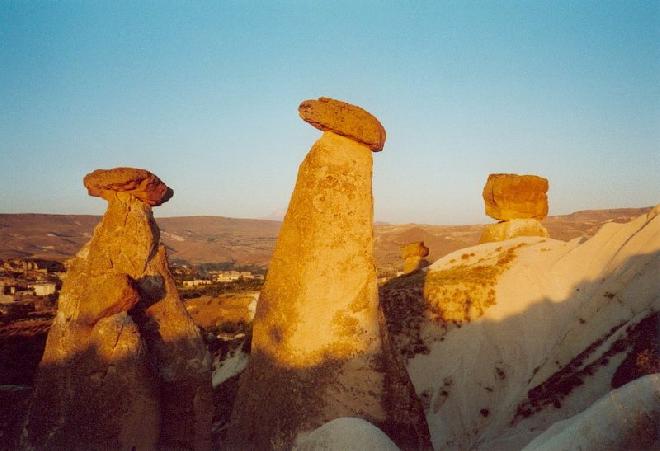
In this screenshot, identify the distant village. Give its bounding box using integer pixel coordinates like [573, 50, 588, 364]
[179, 270, 264, 288]
[0, 257, 266, 320]
[0, 258, 63, 317]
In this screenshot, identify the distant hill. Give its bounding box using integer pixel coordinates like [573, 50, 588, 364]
[0, 207, 651, 272]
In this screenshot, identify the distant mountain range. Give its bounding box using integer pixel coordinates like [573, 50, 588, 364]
[0, 207, 651, 273]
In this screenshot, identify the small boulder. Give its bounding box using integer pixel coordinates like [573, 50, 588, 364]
[479, 219, 549, 243]
[401, 241, 430, 274]
[84, 167, 174, 206]
[483, 173, 548, 220]
[298, 97, 386, 151]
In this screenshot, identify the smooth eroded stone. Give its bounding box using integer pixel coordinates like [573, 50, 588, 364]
[84, 167, 174, 206]
[479, 219, 549, 243]
[226, 131, 430, 450]
[299, 97, 386, 151]
[483, 173, 549, 220]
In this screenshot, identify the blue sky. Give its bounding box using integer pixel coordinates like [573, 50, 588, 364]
[1, 1, 658, 224]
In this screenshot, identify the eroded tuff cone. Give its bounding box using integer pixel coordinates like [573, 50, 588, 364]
[479, 218, 549, 244]
[227, 103, 429, 450]
[401, 241, 430, 274]
[298, 97, 386, 151]
[23, 168, 212, 450]
[483, 173, 549, 220]
[84, 167, 174, 206]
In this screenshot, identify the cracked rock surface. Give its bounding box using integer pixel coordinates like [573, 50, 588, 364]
[22, 168, 212, 451]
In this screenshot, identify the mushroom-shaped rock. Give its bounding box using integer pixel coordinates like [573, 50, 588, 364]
[227, 99, 429, 450]
[23, 168, 211, 451]
[299, 97, 386, 151]
[401, 241, 430, 274]
[483, 173, 549, 220]
[84, 167, 174, 206]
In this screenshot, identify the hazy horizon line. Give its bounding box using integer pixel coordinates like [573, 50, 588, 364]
[0, 204, 654, 227]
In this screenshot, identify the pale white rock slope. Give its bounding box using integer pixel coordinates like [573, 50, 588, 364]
[212, 348, 249, 388]
[404, 206, 659, 450]
[522, 374, 659, 451]
[294, 417, 399, 451]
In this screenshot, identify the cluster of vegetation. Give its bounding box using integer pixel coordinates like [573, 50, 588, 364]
[423, 245, 523, 323]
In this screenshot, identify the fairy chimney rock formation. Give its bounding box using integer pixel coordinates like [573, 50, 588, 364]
[226, 98, 430, 450]
[401, 241, 430, 274]
[23, 168, 212, 451]
[480, 173, 550, 243]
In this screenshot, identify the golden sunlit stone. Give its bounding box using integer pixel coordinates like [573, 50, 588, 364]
[481, 173, 550, 243]
[226, 100, 430, 450]
[480, 218, 549, 243]
[483, 173, 549, 220]
[401, 241, 430, 274]
[23, 168, 212, 451]
[253, 131, 380, 367]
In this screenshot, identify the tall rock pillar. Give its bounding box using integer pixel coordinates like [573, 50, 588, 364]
[226, 98, 430, 450]
[22, 168, 212, 450]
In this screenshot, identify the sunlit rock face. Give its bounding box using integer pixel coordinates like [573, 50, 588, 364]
[402, 241, 430, 274]
[483, 173, 548, 220]
[22, 168, 212, 451]
[404, 208, 660, 450]
[479, 218, 550, 243]
[480, 173, 549, 243]
[226, 99, 430, 450]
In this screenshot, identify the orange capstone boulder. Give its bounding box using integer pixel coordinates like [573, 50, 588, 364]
[84, 167, 174, 206]
[298, 97, 386, 151]
[483, 173, 549, 220]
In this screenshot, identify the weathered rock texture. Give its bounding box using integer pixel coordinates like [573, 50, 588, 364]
[483, 173, 549, 220]
[84, 167, 174, 206]
[480, 219, 549, 243]
[481, 173, 550, 243]
[226, 99, 430, 450]
[298, 97, 386, 151]
[22, 168, 212, 450]
[401, 241, 430, 274]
